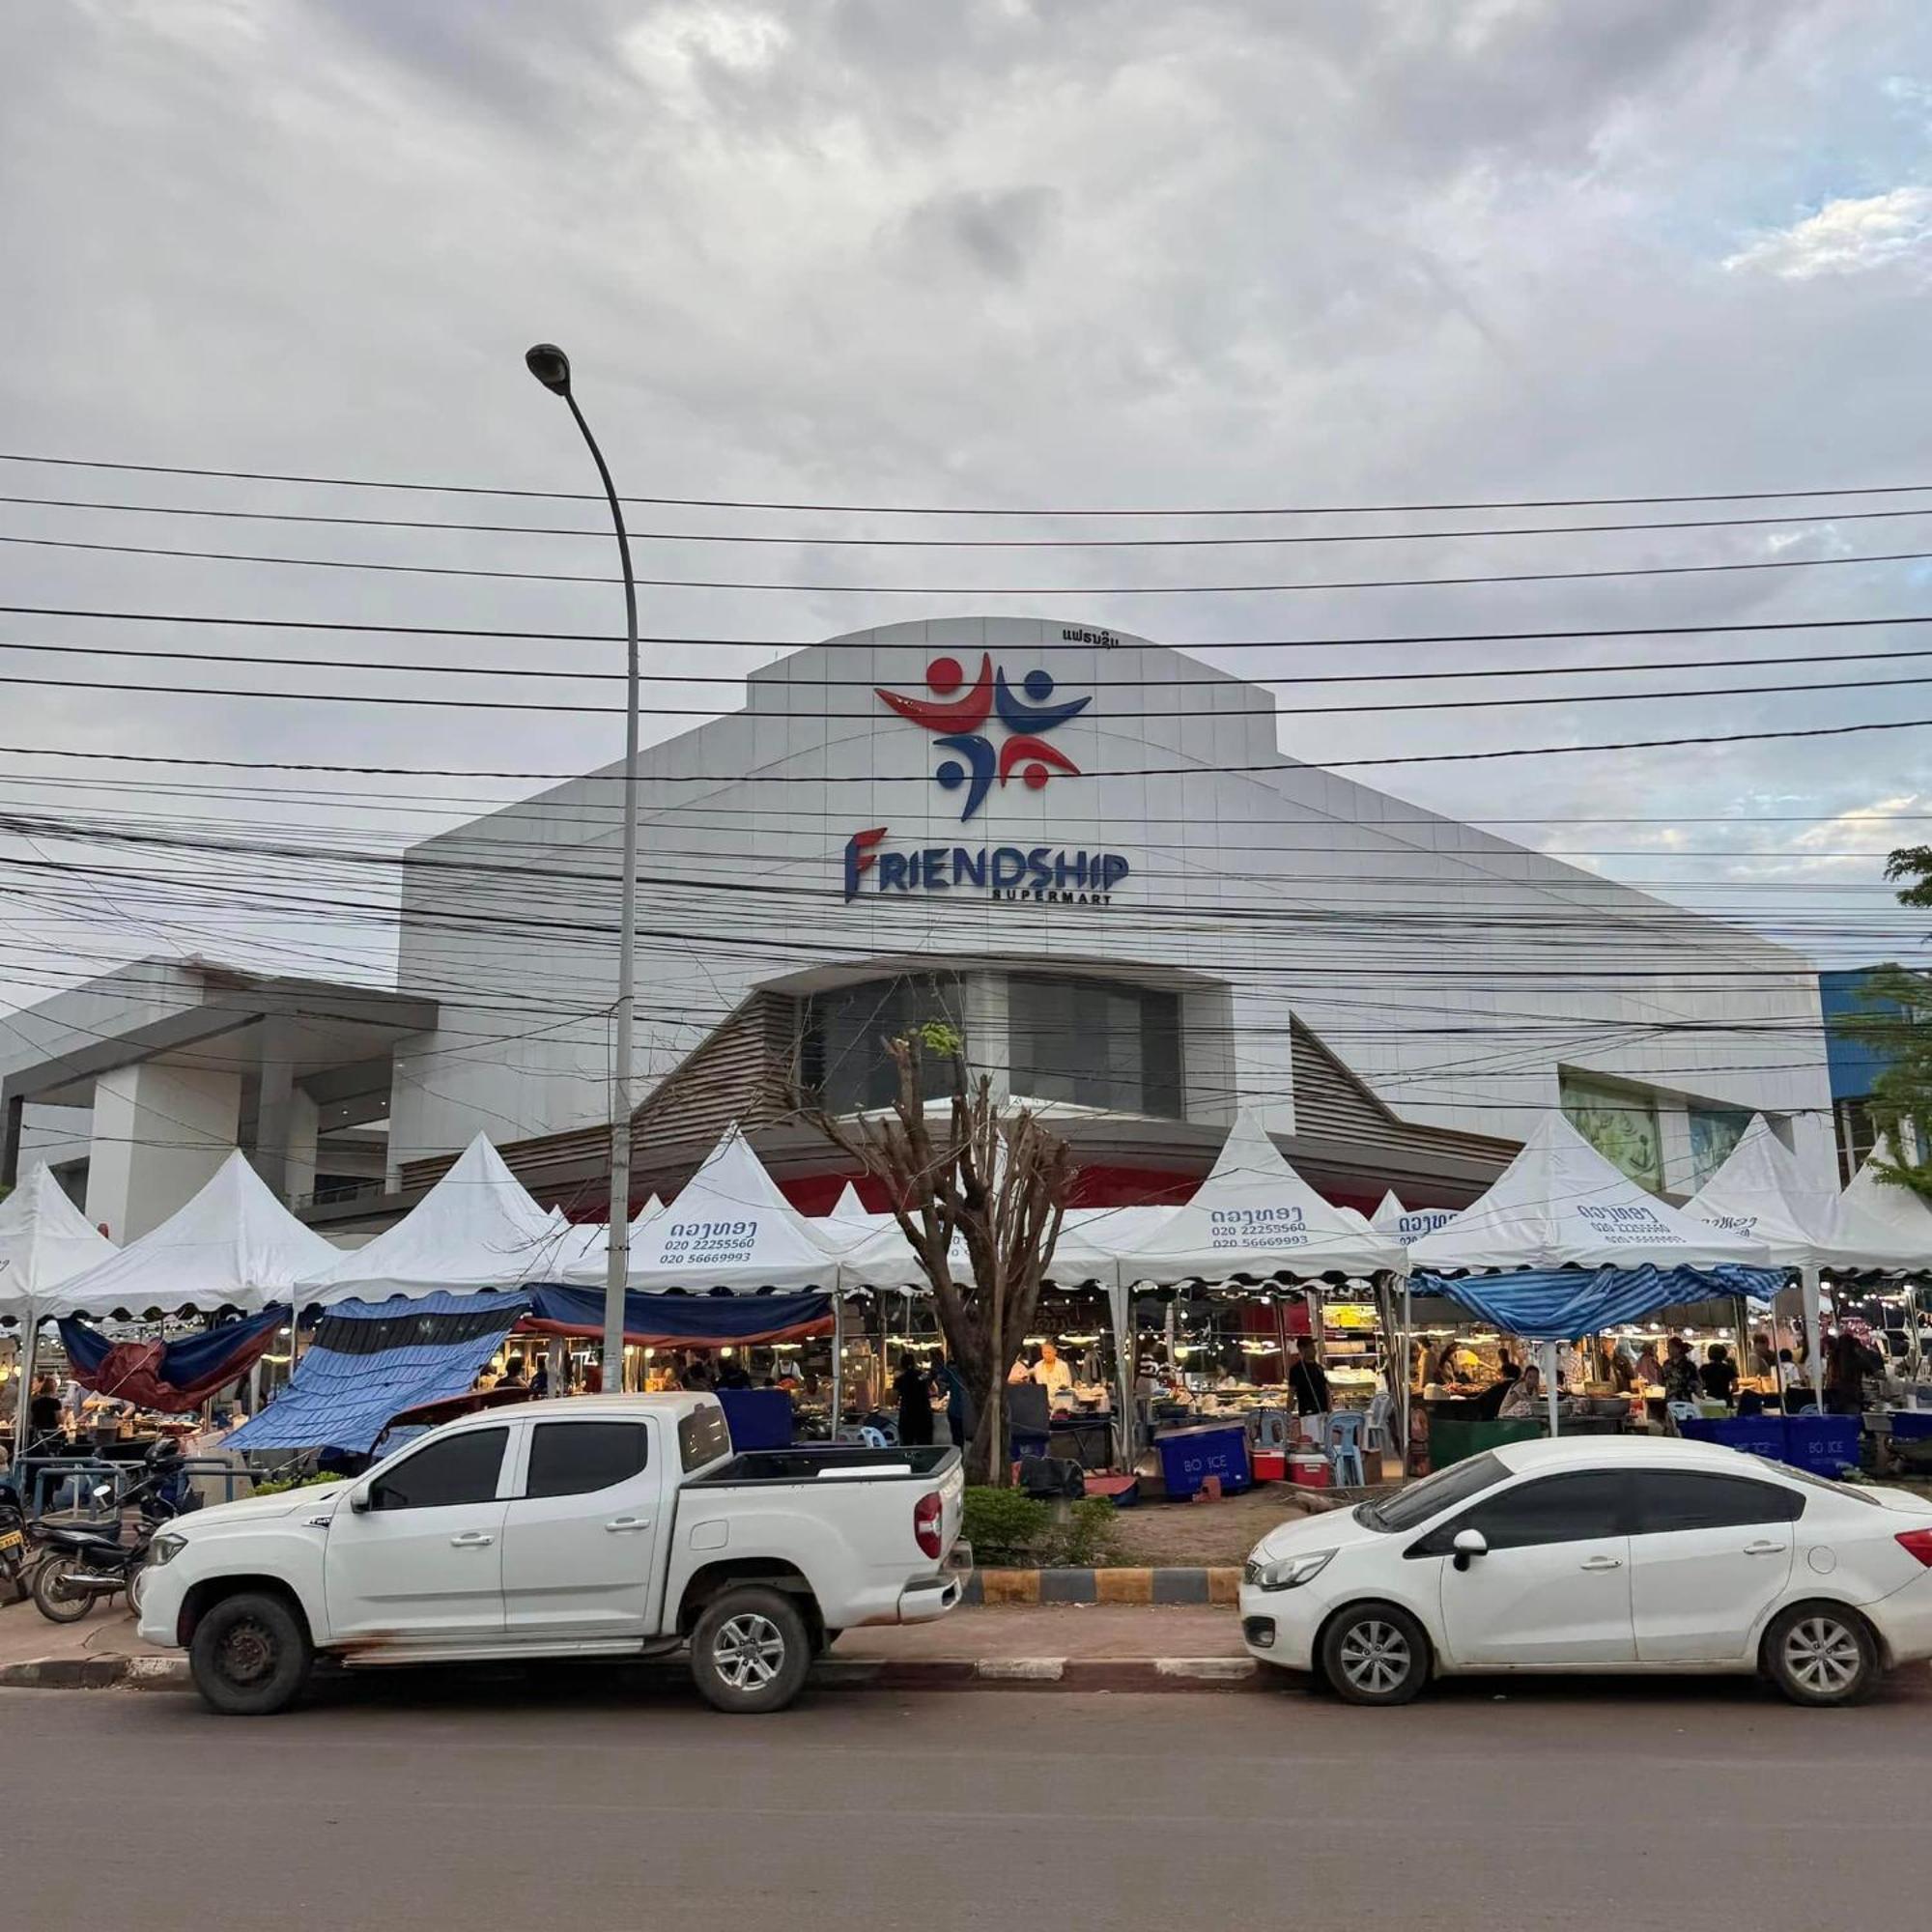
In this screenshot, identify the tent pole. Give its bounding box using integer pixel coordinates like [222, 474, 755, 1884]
[829, 1294, 844, 1443]
[12, 1307, 37, 1465]
[1802, 1264, 1825, 1408]
[1541, 1339, 1560, 1438]
[1400, 1269, 1413, 1478]
[1109, 1276, 1134, 1471]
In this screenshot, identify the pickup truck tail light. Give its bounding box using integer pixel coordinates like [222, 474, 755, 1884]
[1895, 1528, 1932, 1568]
[914, 1492, 944, 1559]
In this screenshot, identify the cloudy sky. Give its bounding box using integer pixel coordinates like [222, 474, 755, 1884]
[3, 0, 1932, 1017]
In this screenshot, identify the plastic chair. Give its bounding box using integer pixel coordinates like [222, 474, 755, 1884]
[838, 1425, 889, 1449]
[1360, 1391, 1398, 1474]
[1322, 1410, 1367, 1489]
[1254, 1406, 1293, 1453]
[1665, 1401, 1701, 1435]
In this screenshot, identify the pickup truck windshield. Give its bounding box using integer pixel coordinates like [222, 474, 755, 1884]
[678, 1403, 730, 1473]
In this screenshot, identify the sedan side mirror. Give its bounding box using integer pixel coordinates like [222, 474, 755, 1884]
[1452, 1527, 1488, 1572]
[349, 1488, 372, 1514]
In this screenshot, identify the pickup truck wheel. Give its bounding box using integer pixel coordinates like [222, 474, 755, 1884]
[189, 1592, 313, 1718]
[690, 1587, 811, 1715]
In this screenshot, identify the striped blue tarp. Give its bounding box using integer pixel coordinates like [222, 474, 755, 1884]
[1413, 1264, 1785, 1344]
[228, 1291, 528, 1453]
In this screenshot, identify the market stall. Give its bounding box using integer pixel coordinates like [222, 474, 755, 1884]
[1684, 1114, 1923, 1406]
[1409, 1115, 1776, 1458]
[2, 1162, 119, 1460]
[1102, 1111, 1406, 1479]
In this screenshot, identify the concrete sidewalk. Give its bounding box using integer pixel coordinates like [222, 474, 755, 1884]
[0, 1596, 1262, 1694]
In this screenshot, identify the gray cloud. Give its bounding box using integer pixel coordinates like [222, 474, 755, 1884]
[2, 0, 1931, 1039]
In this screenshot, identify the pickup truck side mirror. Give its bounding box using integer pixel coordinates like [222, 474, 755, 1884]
[1452, 1527, 1488, 1572]
[349, 1487, 373, 1514]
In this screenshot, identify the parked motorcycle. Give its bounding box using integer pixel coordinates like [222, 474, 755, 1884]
[0, 1493, 29, 1605]
[29, 1440, 187, 1625]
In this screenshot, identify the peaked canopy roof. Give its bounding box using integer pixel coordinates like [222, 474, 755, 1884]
[567, 1126, 845, 1292]
[1107, 1111, 1404, 1284]
[303, 1134, 562, 1307]
[1838, 1139, 1932, 1271]
[1408, 1114, 1770, 1272]
[1684, 1115, 1919, 1272]
[1371, 1190, 1459, 1249]
[548, 1195, 667, 1276]
[1, 1163, 118, 1317]
[49, 1151, 341, 1319]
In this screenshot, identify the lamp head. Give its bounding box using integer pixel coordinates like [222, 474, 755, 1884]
[525, 342, 572, 396]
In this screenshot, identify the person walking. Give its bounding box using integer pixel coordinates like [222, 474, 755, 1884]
[933, 1352, 974, 1450]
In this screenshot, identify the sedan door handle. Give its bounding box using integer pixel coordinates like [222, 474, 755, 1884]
[449, 1531, 496, 1548]
[1579, 1555, 1624, 1572]
[1744, 1541, 1788, 1556]
[605, 1517, 652, 1533]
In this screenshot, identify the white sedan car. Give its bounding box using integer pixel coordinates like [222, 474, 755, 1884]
[1240, 1436, 1932, 1707]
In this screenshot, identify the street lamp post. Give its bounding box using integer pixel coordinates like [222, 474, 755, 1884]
[526, 343, 639, 1387]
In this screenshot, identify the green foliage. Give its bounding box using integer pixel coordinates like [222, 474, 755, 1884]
[251, 1470, 343, 1496]
[961, 1487, 1122, 1568]
[917, 1018, 963, 1057]
[962, 1487, 1051, 1566]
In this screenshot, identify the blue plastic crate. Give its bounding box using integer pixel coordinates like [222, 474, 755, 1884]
[1155, 1423, 1252, 1499]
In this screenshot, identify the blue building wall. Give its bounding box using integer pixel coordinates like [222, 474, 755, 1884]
[1819, 968, 1898, 1102]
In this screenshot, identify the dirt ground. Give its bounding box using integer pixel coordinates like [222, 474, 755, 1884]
[1104, 1483, 1334, 1567]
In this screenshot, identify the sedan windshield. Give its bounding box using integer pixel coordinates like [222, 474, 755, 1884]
[1356, 1452, 1506, 1532]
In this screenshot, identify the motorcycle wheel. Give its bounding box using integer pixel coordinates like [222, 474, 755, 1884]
[31, 1554, 97, 1624]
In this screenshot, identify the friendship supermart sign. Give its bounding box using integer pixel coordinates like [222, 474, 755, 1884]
[841, 643, 1130, 906]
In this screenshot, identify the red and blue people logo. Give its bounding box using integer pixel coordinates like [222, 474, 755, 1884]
[874, 653, 1091, 820]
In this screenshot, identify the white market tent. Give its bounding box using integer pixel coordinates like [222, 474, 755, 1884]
[568, 1124, 848, 1293]
[301, 1133, 562, 1308]
[1107, 1110, 1405, 1286]
[49, 1150, 340, 1321]
[1408, 1115, 1770, 1273]
[1840, 1138, 1932, 1269]
[1409, 1115, 1773, 1434]
[1, 1162, 117, 1318]
[821, 1182, 886, 1240]
[1684, 1116, 1922, 1397]
[1371, 1190, 1458, 1250]
[3, 1164, 120, 1458]
[546, 1194, 666, 1277]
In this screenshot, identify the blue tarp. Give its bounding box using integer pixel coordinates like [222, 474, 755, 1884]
[1413, 1264, 1785, 1344]
[522, 1283, 833, 1346]
[228, 1292, 528, 1454]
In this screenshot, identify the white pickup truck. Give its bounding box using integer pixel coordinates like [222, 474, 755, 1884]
[137, 1393, 964, 1716]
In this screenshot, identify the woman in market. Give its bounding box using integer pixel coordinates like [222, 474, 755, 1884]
[1661, 1336, 1703, 1405]
[1497, 1362, 1543, 1419]
[1634, 1340, 1663, 1389]
[1698, 1344, 1739, 1406]
[895, 1352, 936, 1447]
[1824, 1328, 1882, 1417]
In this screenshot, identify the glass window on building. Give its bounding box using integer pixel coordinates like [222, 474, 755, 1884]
[1009, 974, 1182, 1117]
[1688, 1105, 1749, 1190]
[1559, 1072, 1662, 1193]
[800, 975, 964, 1112]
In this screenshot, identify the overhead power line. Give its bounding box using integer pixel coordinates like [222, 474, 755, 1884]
[6, 709, 1932, 778]
[14, 529, 1932, 597]
[11, 599, 1932, 654]
[6, 448, 1932, 518]
[3, 662, 1931, 722]
[9, 489, 1932, 552]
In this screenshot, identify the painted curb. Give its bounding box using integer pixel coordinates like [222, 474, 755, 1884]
[0, 1653, 1268, 1696]
[958, 1566, 1243, 1607]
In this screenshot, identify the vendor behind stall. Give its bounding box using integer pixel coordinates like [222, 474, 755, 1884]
[1010, 1340, 1073, 1406]
[1287, 1337, 1331, 1416]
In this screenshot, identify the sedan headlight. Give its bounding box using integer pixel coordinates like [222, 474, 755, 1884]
[149, 1533, 187, 1567]
[1247, 1548, 1336, 1592]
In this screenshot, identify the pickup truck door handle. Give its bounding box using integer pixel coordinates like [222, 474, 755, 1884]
[605, 1517, 652, 1533]
[1579, 1555, 1623, 1572]
[1744, 1541, 1788, 1556]
[449, 1531, 496, 1548]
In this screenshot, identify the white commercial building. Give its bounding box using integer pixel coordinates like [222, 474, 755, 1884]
[3, 618, 1833, 1233]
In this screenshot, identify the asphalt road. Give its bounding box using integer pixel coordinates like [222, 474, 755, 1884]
[8, 1673, 1927, 1930]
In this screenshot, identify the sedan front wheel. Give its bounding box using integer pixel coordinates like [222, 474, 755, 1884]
[1320, 1603, 1431, 1706]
